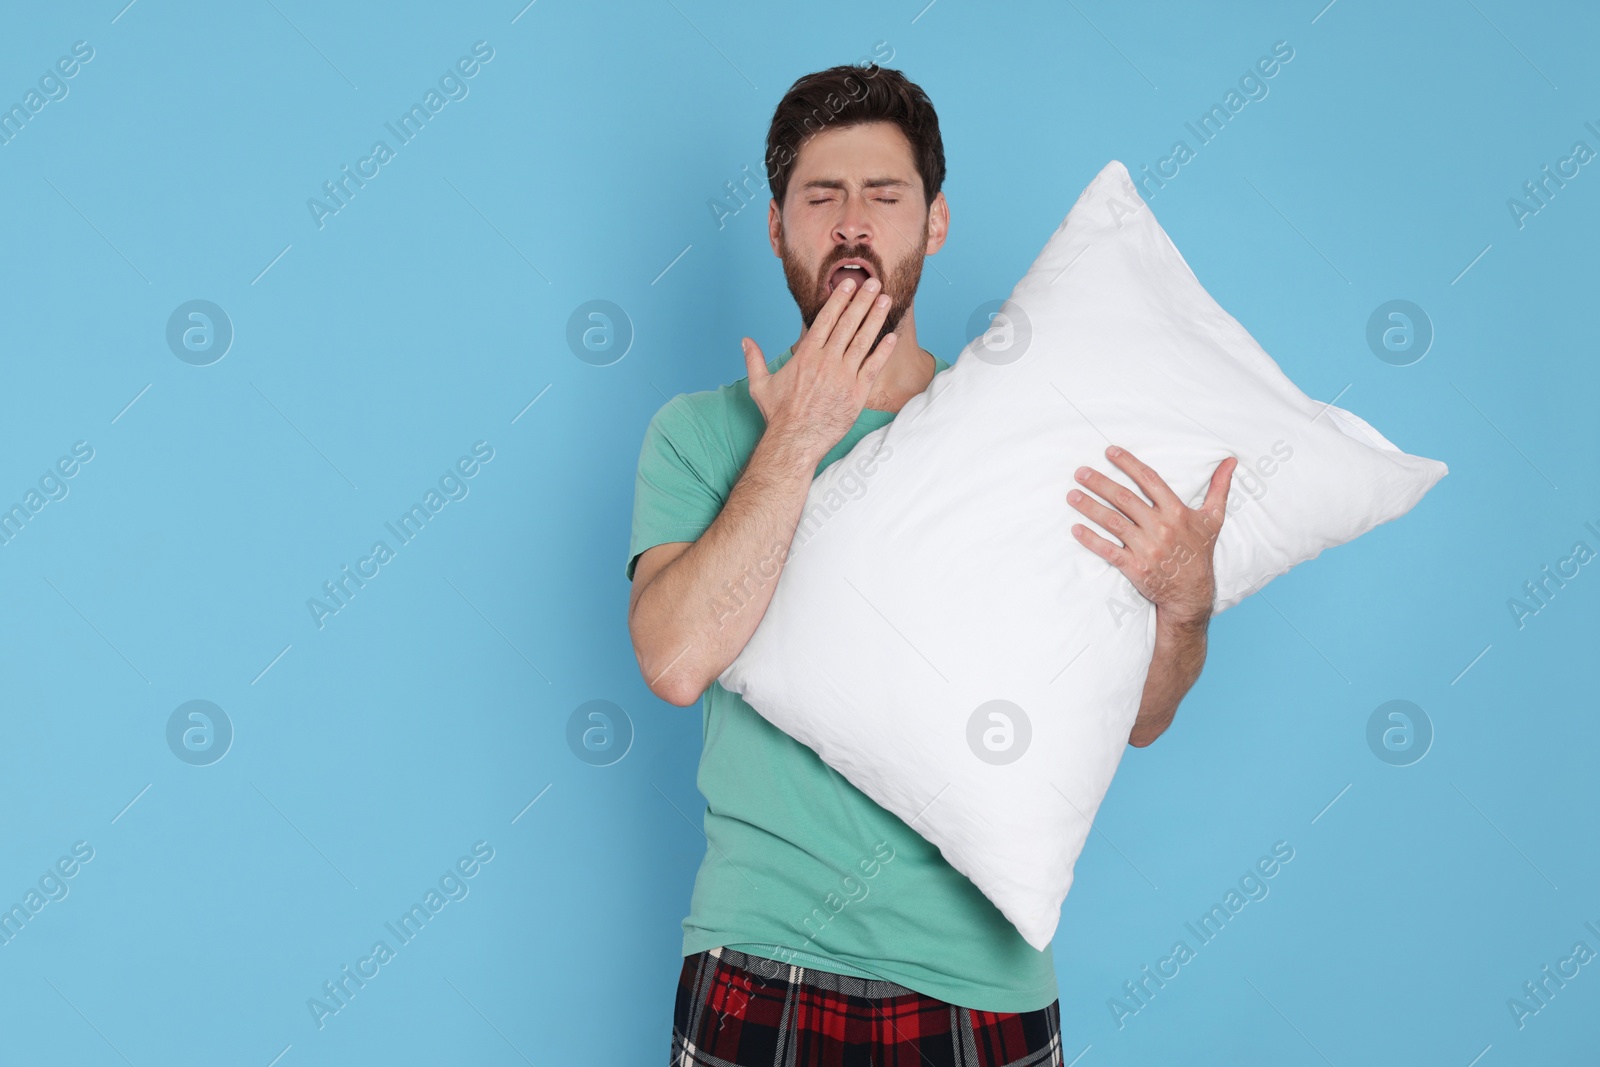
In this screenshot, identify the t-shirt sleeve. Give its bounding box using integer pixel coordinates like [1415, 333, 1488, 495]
[626, 398, 728, 581]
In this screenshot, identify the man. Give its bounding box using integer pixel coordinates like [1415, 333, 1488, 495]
[627, 64, 1234, 1067]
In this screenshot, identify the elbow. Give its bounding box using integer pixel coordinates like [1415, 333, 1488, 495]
[629, 615, 694, 706]
[653, 676, 703, 707]
[634, 643, 705, 707]
[656, 659, 714, 706]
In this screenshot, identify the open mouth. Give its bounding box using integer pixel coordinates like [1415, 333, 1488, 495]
[826, 261, 874, 294]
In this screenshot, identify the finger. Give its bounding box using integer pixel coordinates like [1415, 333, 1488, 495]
[843, 291, 893, 372]
[857, 331, 897, 384]
[803, 275, 869, 354]
[1069, 521, 1130, 568]
[1075, 464, 1157, 529]
[1105, 446, 1183, 511]
[824, 278, 885, 360]
[1066, 487, 1136, 547]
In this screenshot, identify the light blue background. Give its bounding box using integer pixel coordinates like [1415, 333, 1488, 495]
[1, 1, 1595, 1063]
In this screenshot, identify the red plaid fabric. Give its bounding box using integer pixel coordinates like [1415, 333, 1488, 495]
[671, 946, 1063, 1066]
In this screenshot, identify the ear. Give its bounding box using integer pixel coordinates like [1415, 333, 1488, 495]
[768, 198, 783, 257]
[924, 191, 950, 256]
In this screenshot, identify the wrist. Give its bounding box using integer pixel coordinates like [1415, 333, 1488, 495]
[1156, 603, 1211, 635]
[757, 427, 825, 479]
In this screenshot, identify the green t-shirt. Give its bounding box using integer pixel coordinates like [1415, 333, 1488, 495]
[625, 343, 1059, 1013]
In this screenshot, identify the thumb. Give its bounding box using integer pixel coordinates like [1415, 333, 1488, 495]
[742, 337, 767, 384]
[1202, 455, 1238, 527]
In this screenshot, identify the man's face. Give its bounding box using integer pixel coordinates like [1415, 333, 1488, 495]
[772, 121, 934, 354]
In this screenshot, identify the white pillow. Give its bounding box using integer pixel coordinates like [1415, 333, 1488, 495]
[717, 160, 1447, 951]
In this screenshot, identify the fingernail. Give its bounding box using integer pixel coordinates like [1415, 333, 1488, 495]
[1107, 445, 1121, 456]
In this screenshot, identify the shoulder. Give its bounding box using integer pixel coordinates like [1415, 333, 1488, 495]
[646, 382, 735, 446]
[643, 375, 762, 472]
[647, 385, 717, 434]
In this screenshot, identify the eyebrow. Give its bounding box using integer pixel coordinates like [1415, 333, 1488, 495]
[801, 178, 911, 191]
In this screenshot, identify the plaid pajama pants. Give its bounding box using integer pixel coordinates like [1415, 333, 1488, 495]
[670, 946, 1064, 1066]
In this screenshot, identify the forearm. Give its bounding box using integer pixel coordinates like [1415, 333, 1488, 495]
[1128, 608, 1209, 747]
[629, 429, 822, 705]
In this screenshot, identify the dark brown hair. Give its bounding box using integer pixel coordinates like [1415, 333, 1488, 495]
[764, 64, 945, 214]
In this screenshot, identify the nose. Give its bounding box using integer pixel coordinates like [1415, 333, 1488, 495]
[833, 192, 873, 246]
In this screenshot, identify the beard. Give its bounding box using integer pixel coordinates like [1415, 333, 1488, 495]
[779, 219, 927, 356]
